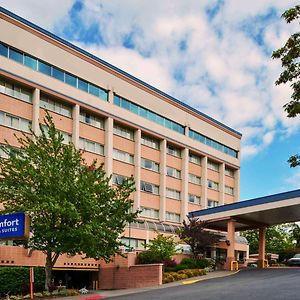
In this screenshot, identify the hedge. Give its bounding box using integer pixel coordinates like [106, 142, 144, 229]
[0, 267, 45, 296]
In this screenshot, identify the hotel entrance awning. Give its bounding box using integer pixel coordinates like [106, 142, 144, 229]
[188, 189, 300, 231]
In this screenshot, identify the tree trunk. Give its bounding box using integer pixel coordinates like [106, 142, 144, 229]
[45, 251, 60, 291]
[45, 252, 53, 292]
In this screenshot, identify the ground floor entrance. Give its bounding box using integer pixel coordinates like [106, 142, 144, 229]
[52, 269, 99, 290]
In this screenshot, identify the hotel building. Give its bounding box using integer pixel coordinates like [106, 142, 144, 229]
[0, 7, 247, 281]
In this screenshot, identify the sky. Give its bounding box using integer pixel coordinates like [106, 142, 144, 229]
[1, 0, 300, 200]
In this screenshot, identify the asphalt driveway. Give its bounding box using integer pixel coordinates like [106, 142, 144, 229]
[112, 268, 300, 300]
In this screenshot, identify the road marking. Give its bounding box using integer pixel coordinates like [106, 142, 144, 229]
[182, 270, 240, 285]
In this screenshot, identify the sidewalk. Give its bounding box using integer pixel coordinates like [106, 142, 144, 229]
[58, 270, 238, 299]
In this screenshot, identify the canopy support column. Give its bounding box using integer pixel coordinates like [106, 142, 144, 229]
[224, 219, 236, 270]
[258, 227, 267, 268]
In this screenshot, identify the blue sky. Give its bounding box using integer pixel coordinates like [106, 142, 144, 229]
[1, 0, 300, 200]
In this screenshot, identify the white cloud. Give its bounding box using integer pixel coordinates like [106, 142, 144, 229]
[1, 0, 300, 161]
[286, 168, 300, 190]
[0, 0, 73, 29]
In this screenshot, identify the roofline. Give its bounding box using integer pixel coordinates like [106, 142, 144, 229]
[189, 189, 300, 218]
[0, 6, 242, 137]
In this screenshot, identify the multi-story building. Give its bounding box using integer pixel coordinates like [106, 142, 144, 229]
[0, 7, 247, 281]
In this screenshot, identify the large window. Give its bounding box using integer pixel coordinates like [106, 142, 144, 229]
[141, 158, 159, 172]
[225, 167, 234, 177]
[140, 207, 159, 219]
[80, 110, 104, 129]
[40, 95, 72, 118]
[188, 173, 201, 185]
[112, 174, 127, 185]
[166, 166, 181, 179]
[0, 144, 10, 159]
[189, 153, 201, 165]
[79, 137, 104, 155]
[114, 94, 185, 135]
[167, 144, 181, 157]
[189, 129, 238, 158]
[0, 111, 31, 133]
[113, 149, 134, 164]
[166, 188, 181, 200]
[141, 134, 160, 150]
[207, 180, 219, 191]
[208, 160, 219, 172]
[0, 78, 32, 103]
[0, 42, 108, 101]
[140, 181, 159, 195]
[225, 185, 234, 195]
[113, 123, 134, 140]
[188, 194, 201, 204]
[165, 211, 180, 223]
[208, 199, 218, 208]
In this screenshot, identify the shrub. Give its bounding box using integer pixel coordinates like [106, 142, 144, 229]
[137, 250, 162, 264]
[0, 267, 45, 296]
[180, 258, 209, 269]
[164, 259, 177, 268]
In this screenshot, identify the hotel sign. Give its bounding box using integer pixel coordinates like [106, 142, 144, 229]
[0, 212, 30, 240]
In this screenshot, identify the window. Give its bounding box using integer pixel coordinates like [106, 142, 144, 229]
[24, 54, 37, 70]
[225, 167, 234, 177]
[189, 129, 238, 158]
[167, 144, 181, 157]
[80, 110, 104, 129]
[0, 78, 32, 103]
[65, 72, 77, 87]
[140, 207, 159, 219]
[112, 174, 127, 185]
[188, 174, 201, 185]
[225, 186, 234, 195]
[208, 199, 218, 208]
[189, 153, 201, 165]
[121, 237, 146, 251]
[114, 94, 184, 135]
[9, 48, 23, 63]
[141, 134, 160, 150]
[207, 180, 219, 191]
[167, 166, 181, 179]
[0, 111, 31, 133]
[0, 42, 108, 102]
[113, 149, 134, 164]
[42, 125, 72, 144]
[208, 160, 219, 172]
[165, 212, 180, 223]
[166, 188, 181, 200]
[188, 194, 201, 204]
[0, 144, 9, 159]
[140, 181, 159, 194]
[141, 158, 159, 172]
[40, 95, 72, 117]
[79, 138, 104, 155]
[113, 123, 134, 140]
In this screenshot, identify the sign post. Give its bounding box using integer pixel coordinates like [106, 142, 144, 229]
[29, 267, 34, 299]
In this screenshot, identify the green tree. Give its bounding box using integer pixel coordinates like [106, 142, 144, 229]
[241, 225, 294, 254]
[272, 5, 300, 167]
[137, 233, 177, 264]
[290, 223, 300, 247]
[178, 218, 223, 258]
[0, 113, 137, 291]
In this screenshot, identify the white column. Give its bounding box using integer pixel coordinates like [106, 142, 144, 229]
[181, 148, 189, 222]
[219, 163, 225, 206]
[72, 104, 80, 148]
[201, 156, 208, 209]
[159, 139, 167, 221]
[234, 169, 240, 202]
[134, 129, 141, 211]
[32, 88, 40, 135]
[105, 117, 113, 178]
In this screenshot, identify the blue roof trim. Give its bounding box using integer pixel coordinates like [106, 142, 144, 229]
[0, 6, 242, 137]
[189, 189, 300, 218]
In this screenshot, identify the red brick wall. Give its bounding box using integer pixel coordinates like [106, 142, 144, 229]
[99, 264, 163, 289]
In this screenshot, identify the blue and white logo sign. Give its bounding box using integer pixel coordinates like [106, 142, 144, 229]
[0, 212, 29, 240]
